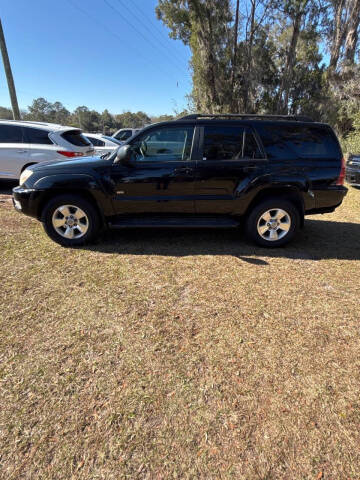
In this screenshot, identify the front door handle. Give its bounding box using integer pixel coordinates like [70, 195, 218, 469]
[17, 150, 28, 153]
[175, 167, 193, 175]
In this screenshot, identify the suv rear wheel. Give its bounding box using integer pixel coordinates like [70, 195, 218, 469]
[245, 198, 301, 247]
[42, 194, 101, 247]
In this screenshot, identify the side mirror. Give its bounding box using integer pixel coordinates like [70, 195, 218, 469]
[114, 145, 133, 165]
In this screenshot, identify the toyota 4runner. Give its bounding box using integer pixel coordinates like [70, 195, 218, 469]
[12, 114, 347, 248]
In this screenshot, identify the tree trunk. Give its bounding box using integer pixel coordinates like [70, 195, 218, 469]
[277, 10, 303, 114]
[329, 0, 346, 69]
[344, 0, 360, 63]
[230, 0, 240, 111]
[243, 0, 256, 113]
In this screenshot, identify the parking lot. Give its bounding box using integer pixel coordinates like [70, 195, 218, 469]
[1, 183, 360, 479]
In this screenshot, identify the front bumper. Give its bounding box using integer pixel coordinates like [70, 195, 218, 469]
[346, 167, 360, 186]
[12, 186, 45, 219]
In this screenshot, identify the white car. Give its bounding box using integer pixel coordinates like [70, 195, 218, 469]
[112, 128, 141, 142]
[0, 120, 95, 180]
[84, 133, 122, 156]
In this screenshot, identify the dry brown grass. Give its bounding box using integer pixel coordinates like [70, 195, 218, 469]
[1, 183, 360, 479]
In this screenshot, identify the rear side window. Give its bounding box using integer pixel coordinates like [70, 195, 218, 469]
[25, 127, 53, 145]
[0, 125, 24, 143]
[203, 126, 244, 160]
[257, 124, 342, 160]
[86, 136, 105, 147]
[62, 130, 91, 147]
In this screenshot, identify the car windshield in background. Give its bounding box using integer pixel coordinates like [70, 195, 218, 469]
[103, 136, 122, 145]
[62, 130, 91, 147]
[115, 131, 133, 141]
[86, 136, 104, 147]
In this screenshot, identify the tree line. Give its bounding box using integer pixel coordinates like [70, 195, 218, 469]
[0, 99, 177, 134]
[156, 0, 360, 149]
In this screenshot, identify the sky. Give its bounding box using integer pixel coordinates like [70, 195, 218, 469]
[0, 0, 192, 116]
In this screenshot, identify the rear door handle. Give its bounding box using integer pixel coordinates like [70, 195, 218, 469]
[17, 150, 28, 153]
[243, 164, 258, 172]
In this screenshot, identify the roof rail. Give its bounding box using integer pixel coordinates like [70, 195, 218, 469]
[178, 113, 314, 122]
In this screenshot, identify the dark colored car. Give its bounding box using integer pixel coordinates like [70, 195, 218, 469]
[13, 114, 347, 248]
[345, 154, 360, 188]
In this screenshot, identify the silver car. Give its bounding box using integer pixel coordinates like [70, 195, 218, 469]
[112, 128, 141, 142]
[0, 120, 94, 180]
[84, 133, 122, 156]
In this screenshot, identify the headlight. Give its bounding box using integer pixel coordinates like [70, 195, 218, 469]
[19, 169, 33, 186]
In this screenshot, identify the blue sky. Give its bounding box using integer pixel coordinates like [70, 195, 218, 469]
[0, 0, 192, 116]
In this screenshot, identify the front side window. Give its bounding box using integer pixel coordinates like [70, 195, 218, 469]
[25, 127, 53, 145]
[130, 126, 194, 162]
[203, 126, 244, 160]
[0, 125, 24, 143]
[243, 131, 263, 158]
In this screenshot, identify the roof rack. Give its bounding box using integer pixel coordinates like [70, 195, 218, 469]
[178, 113, 314, 122]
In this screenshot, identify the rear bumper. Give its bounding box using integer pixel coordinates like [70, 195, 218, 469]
[12, 186, 45, 219]
[305, 186, 347, 215]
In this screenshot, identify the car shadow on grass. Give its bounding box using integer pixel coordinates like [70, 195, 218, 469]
[85, 218, 360, 264]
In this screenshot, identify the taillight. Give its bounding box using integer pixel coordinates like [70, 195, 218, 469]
[57, 151, 84, 158]
[336, 157, 346, 185]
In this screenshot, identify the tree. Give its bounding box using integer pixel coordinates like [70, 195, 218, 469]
[0, 106, 13, 119]
[156, 0, 233, 113]
[51, 102, 70, 125]
[327, 0, 360, 70]
[101, 109, 114, 134]
[26, 97, 54, 122]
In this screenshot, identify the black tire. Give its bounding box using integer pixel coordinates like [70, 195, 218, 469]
[245, 198, 301, 247]
[42, 194, 101, 247]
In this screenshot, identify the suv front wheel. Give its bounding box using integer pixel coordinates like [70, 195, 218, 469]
[42, 194, 101, 247]
[245, 198, 301, 247]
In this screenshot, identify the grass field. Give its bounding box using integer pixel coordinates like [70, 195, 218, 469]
[1, 183, 360, 479]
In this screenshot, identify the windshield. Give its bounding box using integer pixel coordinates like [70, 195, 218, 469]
[103, 135, 122, 145]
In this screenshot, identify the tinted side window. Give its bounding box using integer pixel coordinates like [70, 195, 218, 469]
[243, 131, 263, 158]
[0, 125, 24, 143]
[25, 127, 53, 145]
[62, 130, 91, 147]
[257, 125, 342, 160]
[203, 126, 244, 160]
[131, 126, 194, 162]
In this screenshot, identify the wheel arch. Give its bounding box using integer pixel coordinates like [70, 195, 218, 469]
[244, 186, 305, 227]
[37, 189, 105, 225]
[20, 162, 38, 174]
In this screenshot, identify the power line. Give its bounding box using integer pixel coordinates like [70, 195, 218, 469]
[65, 0, 186, 85]
[131, 0, 190, 61]
[116, 0, 190, 68]
[103, 0, 191, 79]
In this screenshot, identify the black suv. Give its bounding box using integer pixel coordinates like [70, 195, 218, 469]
[13, 114, 347, 247]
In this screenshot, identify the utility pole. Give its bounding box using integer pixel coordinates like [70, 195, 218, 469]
[0, 19, 21, 120]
